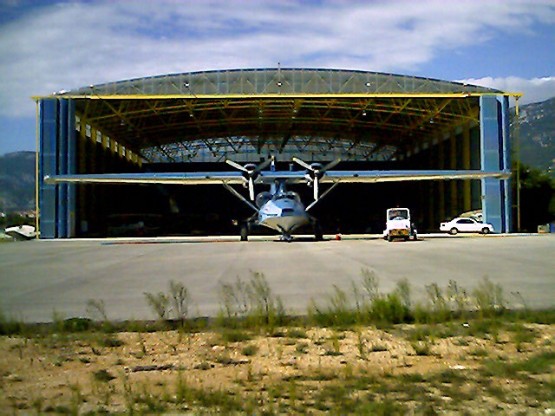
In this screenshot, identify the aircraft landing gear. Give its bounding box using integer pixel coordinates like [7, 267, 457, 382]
[313, 221, 323, 241]
[279, 234, 293, 242]
[240, 223, 249, 241]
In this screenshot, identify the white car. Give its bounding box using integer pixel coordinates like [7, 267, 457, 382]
[440, 217, 494, 235]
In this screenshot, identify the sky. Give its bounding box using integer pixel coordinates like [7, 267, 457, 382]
[0, 0, 554, 155]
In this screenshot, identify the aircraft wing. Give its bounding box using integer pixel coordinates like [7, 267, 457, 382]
[45, 169, 510, 186]
[254, 169, 510, 184]
[44, 172, 246, 186]
[318, 169, 511, 184]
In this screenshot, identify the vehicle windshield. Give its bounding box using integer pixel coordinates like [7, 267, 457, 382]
[388, 209, 409, 220]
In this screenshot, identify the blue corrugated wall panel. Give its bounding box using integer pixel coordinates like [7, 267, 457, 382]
[480, 96, 509, 233]
[501, 96, 512, 232]
[39, 98, 76, 238]
[57, 99, 68, 238]
[67, 100, 77, 237]
[39, 99, 58, 238]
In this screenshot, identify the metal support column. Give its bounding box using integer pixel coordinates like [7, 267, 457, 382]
[501, 96, 512, 232]
[438, 137, 446, 222]
[462, 125, 472, 212]
[67, 100, 77, 237]
[57, 100, 69, 238]
[449, 133, 457, 218]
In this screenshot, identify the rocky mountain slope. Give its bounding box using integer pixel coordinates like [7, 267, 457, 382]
[0, 151, 35, 211]
[514, 97, 555, 175]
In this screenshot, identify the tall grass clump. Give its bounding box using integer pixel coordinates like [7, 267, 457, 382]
[360, 273, 412, 325]
[144, 291, 170, 320]
[169, 280, 191, 324]
[0, 308, 24, 336]
[86, 299, 108, 322]
[308, 270, 413, 327]
[144, 280, 193, 324]
[422, 282, 450, 323]
[308, 284, 355, 327]
[86, 298, 115, 332]
[473, 276, 505, 318]
[446, 280, 470, 317]
[217, 271, 285, 330]
[308, 273, 518, 329]
[414, 279, 472, 323]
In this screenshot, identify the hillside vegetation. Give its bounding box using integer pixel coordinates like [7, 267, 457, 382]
[0, 151, 35, 212]
[514, 97, 555, 176]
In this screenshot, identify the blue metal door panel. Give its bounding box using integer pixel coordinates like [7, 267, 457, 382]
[39, 99, 58, 238]
[67, 100, 77, 237]
[57, 99, 68, 238]
[480, 96, 502, 232]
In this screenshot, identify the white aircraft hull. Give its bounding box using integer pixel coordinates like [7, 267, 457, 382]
[260, 214, 310, 234]
[258, 193, 310, 234]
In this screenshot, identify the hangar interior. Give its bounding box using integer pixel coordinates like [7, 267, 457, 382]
[36, 69, 515, 238]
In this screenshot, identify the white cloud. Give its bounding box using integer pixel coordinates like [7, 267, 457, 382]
[0, 0, 554, 117]
[461, 76, 555, 105]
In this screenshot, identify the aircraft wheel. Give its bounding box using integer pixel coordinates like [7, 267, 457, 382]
[314, 222, 323, 241]
[449, 228, 458, 235]
[240, 224, 248, 241]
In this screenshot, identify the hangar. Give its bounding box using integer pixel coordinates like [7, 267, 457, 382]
[35, 68, 517, 238]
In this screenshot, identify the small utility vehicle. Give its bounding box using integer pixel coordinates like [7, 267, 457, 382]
[383, 208, 417, 242]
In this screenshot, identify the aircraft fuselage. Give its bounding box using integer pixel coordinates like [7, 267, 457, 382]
[258, 191, 309, 235]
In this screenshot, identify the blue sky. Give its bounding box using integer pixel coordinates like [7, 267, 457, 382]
[0, 0, 554, 155]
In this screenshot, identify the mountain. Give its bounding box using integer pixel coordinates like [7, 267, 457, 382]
[0, 97, 553, 212]
[0, 151, 35, 211]
[513, 97, 555, 176]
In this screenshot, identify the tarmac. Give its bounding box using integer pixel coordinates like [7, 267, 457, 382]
[1, 234, 554, 322]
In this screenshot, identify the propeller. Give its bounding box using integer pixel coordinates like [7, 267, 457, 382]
[225, 157, 274, 201]
[292, 157, 341, 201]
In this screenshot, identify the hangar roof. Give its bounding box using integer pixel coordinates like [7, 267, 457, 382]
[44, 68, 511, 163]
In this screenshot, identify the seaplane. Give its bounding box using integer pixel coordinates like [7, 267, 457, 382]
[44, 157, 510, 241]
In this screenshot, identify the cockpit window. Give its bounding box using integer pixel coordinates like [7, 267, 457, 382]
[274, 192, 300, 202]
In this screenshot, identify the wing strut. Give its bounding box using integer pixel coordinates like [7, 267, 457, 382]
[222, 183, 259, 213]
[305, 181, 341, 211]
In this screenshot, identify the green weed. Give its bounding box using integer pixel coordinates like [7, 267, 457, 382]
[295, 341, 309, 354]
[93, 369, 116, 383]
[217, 272, 285, 330]
[241, 344, 259, 356]
[481, 351, 555, 378]
[169, 280, 191, 323]
[286, 328, 307, 339]
[473, 276, 505, 317]
[86, 299, 108, 322]
[144, 291, 170, 320]
[220, 329, 252, 343]
[412, 340, 432, 356]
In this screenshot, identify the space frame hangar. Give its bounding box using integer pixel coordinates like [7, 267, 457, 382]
[35, 68, 518, 238]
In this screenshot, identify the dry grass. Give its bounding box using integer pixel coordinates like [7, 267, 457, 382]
[1, 323, 553, 414]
